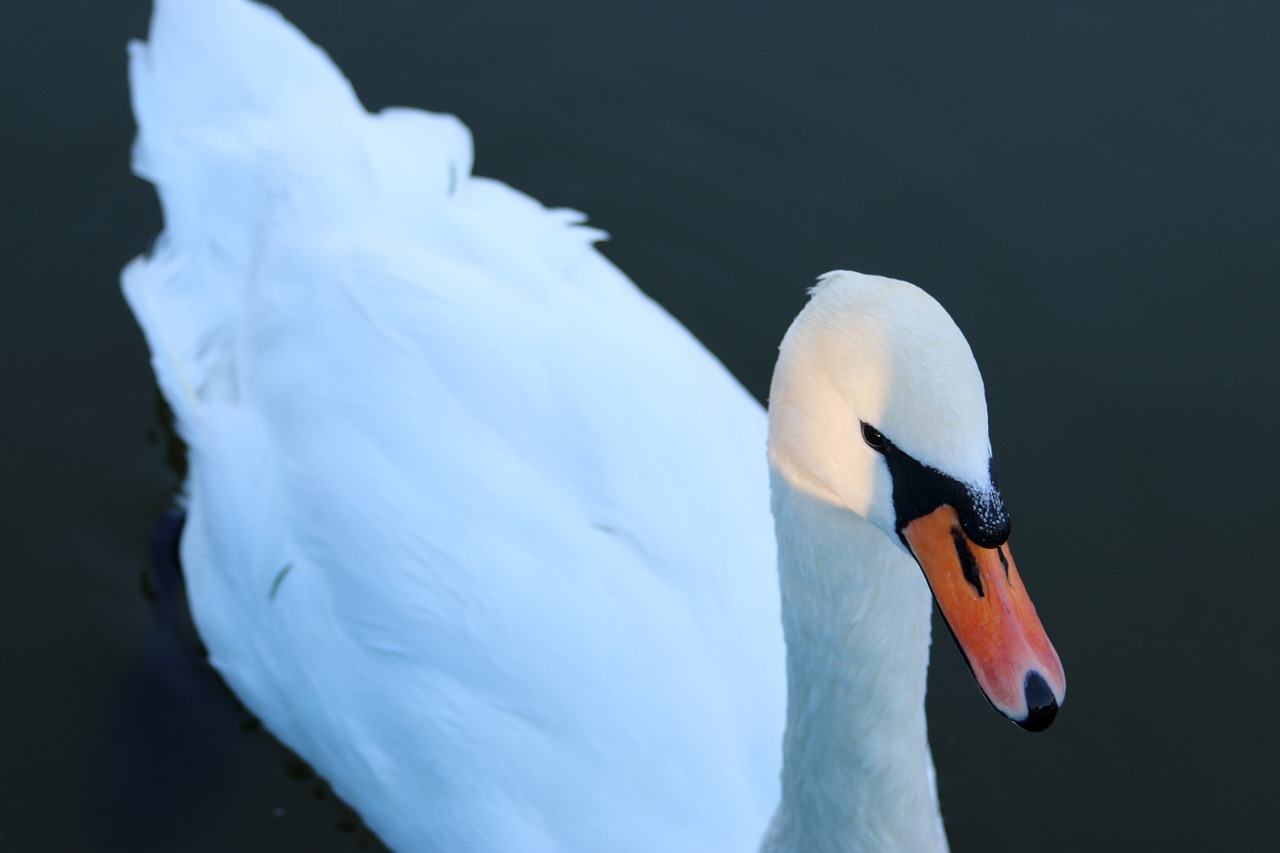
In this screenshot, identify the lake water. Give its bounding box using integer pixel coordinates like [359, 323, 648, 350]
[4, 0, 1278, 850]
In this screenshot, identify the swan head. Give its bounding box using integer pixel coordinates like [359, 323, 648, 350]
[768, 270, 1065, 731]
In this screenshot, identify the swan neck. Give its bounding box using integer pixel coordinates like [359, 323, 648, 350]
[761, 471, 948, 853]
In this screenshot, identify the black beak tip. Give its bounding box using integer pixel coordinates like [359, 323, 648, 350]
[1015, 670, 1059, 732]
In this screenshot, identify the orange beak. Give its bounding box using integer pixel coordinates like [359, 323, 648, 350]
[902, 505, 1065, 730]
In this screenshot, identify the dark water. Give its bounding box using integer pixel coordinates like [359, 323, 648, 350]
[4, 0, 1278, 849]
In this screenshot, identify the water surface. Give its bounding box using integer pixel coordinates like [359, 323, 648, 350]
[4, 1, 1278, 849]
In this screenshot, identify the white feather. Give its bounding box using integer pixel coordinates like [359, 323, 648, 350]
[122, 2, 1006, 851]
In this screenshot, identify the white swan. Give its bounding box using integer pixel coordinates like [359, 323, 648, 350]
[122, 1, 1065, 851]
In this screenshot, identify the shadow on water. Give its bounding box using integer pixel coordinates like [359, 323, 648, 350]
[84, 510, 387, 852]
[83, 511, 237, 851]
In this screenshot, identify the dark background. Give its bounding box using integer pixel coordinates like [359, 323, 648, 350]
[3, 0, 1277, 850]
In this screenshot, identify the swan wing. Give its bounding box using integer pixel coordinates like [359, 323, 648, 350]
[123, 1, 784, 850]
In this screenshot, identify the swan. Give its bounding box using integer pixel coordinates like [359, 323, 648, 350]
[121, 1, 1065, 851]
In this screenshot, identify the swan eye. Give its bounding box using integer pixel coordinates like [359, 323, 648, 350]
[861, 422, 888, 453]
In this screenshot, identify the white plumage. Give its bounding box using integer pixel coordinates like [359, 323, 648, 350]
[124, 1, 1064, 851]
[126, 2, 784, 850]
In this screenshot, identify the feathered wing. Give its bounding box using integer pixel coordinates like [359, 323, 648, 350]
[122, 1, 785, 850]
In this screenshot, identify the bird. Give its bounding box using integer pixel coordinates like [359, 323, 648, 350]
[122, 1, 1065, 851]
